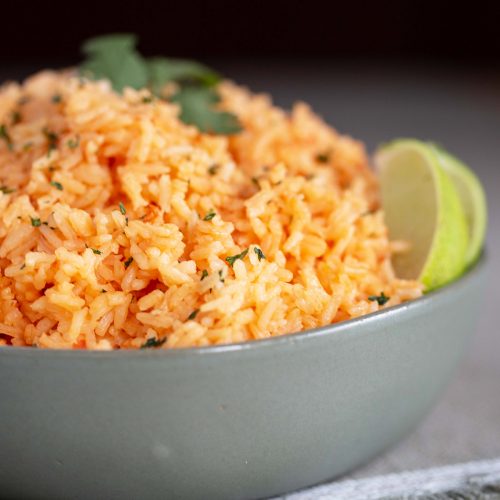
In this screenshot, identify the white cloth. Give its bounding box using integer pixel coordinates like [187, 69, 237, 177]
[276, 458, 500, 499]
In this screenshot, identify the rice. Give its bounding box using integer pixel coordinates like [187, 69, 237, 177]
[0, 71, 423, 349]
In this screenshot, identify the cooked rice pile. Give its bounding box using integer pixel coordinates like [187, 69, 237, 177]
[0, 71, 422, 349]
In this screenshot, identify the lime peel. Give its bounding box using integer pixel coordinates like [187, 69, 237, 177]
[375, 139, 469, 291]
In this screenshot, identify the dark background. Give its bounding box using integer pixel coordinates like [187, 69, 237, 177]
[1, 0, 500, 67]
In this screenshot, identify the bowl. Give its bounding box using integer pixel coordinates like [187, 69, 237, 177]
[0, 255, 486, 499]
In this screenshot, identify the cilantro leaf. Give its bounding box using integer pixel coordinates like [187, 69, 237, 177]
[187, 309, 200, 321]
[225, 248, 249, 267]
[147, 57, 220, 96]
[81, 34, 149, 92]
[254, 247, 266, 261]
[368, 292, 390, 306]
[141, 337, 167, 348]
[80, 34, 241, 135]
[203, 209, 216, 221]
[172, 86, 242, 134]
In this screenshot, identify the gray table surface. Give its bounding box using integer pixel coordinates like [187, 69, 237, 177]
[2, 61, 499, 483]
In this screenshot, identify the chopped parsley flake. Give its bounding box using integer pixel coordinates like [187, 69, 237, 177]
[218, 269, 225, 283]
[43, 128, 58, 152]
[30, 217, 42, 227]
[119, 202, 127, 215]
[225, 248, 249, 267]
[50, 181, 63, 191]
[254, 247, 266, 261]
[203, 209, 216, 221]
[0, 186, 15, 194]
[51, 94, 62, 104]
[124, 256, 133, 268]
[141, 337, 167, 348]
[91, 248, 102, 255]
[316, 150, 331, 163]
[187, 309, 200, 320]
[368, 292, 390, 306]
[0, 124, 13, 150]
[11, 111, 21, 125]
[201, 269, 209, 280]
[67, 137, 80, 149]
[251, 177, 260, 188]
[208, 164, 219, 175]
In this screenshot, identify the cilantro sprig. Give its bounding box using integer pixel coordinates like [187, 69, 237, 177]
[80, 34, 241, 135]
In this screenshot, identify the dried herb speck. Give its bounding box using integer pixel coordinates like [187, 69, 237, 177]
[225, 248, 249, 267]
[203, 209, 216, 221]
[141, 337, 167, 348]
[187, 309, 200, 320]
[368, 292, 390, 306]
[254, 247, 266, 261]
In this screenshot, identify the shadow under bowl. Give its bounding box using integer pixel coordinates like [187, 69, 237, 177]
[0, 255, 487, 500]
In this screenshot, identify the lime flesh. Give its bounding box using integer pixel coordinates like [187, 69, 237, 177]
[375, 139, 469, 291]
[431, 145, 487, 267]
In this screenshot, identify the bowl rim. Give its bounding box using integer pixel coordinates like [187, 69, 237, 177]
[0, 254, 486, 359]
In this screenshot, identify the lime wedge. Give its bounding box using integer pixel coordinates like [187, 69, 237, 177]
[375, 139, 469, 291]
[430, 144, 487, 267]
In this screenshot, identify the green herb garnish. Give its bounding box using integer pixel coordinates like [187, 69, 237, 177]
[79, 34, 241, 134]
[368, 292, 390, 306]
[91, 248, 102, 255]
[30, 217, 41, 227]
[124, 256, 133, 268]
[316, 150, 331, 163]
[43, 128, 58, 152]
[203, 209, 216, 221]
[201, 269, 209, 280]
[50, 181, 63, 191]
[11, 111, 21, 125]
[0, 124, 13, 150]
[51, 94, 62, 104]
[254, 247, 266, 261]
[141, 337, 167, 348]
[67, 137, 80, 149]
[171, 86, 241, 134]
[187, 309, 200, 321]
[119, 202, 127, 215]
[218, 269, 225, 283]
[0, 186, 15, 194]
[225, 248, 249, 267]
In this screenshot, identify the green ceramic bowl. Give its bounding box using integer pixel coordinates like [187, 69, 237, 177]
[0, 256, 486, 500]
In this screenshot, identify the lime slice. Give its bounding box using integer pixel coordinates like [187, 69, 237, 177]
[430, 144, 487, 267]
[375, 139, 469, 291]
